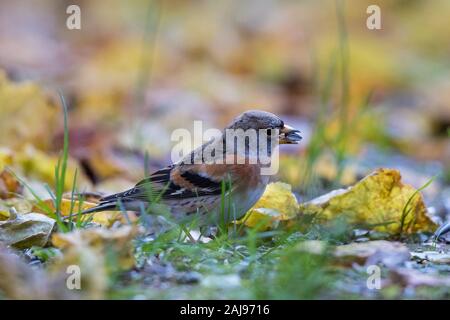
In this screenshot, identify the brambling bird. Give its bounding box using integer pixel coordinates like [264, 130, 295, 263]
[82, 110, 302, 227]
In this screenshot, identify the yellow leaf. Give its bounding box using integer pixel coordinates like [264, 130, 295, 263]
[85, 150, 128, 181]
[17, 144, 85, 191]
[241, 182, 299, 230]
[33, 198, 96, 217]
[0, 204, 9, 221]
[0, 147, 14, 173]
[33, 198, 136, 227]
[300, 168, 437, 234]
[0, 197, 35, 221]
[0, 146, 89, 192]
[0, 71, 60, 151]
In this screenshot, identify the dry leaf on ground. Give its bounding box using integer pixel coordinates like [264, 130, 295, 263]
[33, 198, 136, 227]
[0, 210, 55, 249]
[242, 169, 436, 235]
[0, 198, 33, 221]
[17, 144, 87, 190]
[0, 71, 59, 151]
[0, 148, 14, 171]
[333, 241, 411, 268]
[389, 268, 450, 288]
[241, 182, 298, 230]
[296, 240, 410, 268]
[0, 204, 9, 221]
[0, 144, 89, 191]
[300, 168, 437, 234]
[0, 169, 23, 199]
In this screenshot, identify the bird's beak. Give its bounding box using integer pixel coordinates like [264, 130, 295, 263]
[279, 124, 302, 144]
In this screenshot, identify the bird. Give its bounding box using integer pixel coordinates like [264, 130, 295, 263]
[80, 110, 302, 228]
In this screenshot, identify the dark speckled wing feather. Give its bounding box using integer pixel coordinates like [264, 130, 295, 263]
[98, 165, 227, 206]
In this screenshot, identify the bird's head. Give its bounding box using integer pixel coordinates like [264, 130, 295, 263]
[227, 110, 302, 144]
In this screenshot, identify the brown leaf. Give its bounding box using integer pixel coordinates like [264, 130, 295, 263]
[390, 268, 450, 288]
[0, 169, 23, 199]
[295, 240, 411, 268]
[334, 241, 411, 268]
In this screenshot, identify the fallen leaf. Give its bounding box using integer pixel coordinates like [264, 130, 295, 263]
[0, 71, 60, 151]
[0, 169, 23, 199]
[0, 204, 8, 221]
[390, 268, 450, 288]
[295, 240, 410, 268]
[334, 241, 411, 268]
[300, 168, 437, 234]
[242, 182, 299, 230]
[0, 144, 91, 193]
[0, 209, 55, 249]
[84, 149, 129, 181]
[17, 144, 88, 190]
[33, 198, 136, 227]
[0, 198, 34, 221]
[0, 147, 14, 173]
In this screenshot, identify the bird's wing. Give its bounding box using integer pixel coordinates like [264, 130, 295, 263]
[99, 163, 233, 205]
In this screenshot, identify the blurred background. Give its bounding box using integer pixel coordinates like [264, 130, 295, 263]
[0, 0, 449, 220]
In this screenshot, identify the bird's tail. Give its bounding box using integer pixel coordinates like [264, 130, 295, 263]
[65, 200, 122, 220]
[66, 188, 141, 219]
[80, 201, 119, 215]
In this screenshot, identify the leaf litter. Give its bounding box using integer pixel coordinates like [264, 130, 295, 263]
[0, 1, 449, 300]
